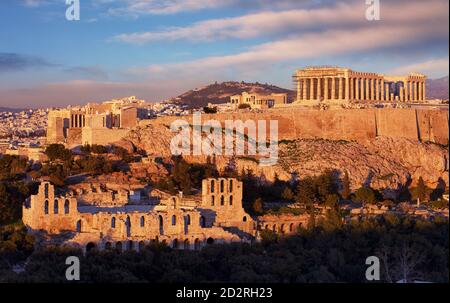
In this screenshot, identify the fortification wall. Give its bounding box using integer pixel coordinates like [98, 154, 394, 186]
[81, 128, 130, 146]
[141, 108, 448, 144]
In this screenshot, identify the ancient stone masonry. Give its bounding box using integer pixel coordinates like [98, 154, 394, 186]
[46, 96, 149, 146]
[229, 92, 288, 109]
[23, 178, 263, 252]
[293, 66, 427, 104]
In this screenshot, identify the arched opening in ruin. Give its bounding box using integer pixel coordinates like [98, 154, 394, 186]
[138, 241, 145, 251]
[243, 216, 247, 222]
[172, 197, 177, 208]
[116, 241, 122, 252]
[172, 239, 178, 249]
[159, 215, 164, 235]
[86, 242, 96, 252]
[76, 220, 82, 232]
[140, 216, 145, 227]
[200, 216, 206, 228]
[184, 215, 190, 234]
[211, 195, 215, 206]
[206, 237, 214, 245]
[127, 240, 133, 250]
[126, 216, 131, 237]
[272, 224, 277, 232]
[280, 224, 285, 234]
[44, 183, 49, 199]
[44, 200, 49, 215]
[111, 217, 116, 228]
[229, 195, 233, 206]
[183, 239, 189, 250]
[171, 215, 176, 226]
[264, 224, 269, 230]
[104, 242, 112, 250]
[220, 180, 224, 193]
[64, 200, 69, 214]
[54, 200, 58, 214]
[194, 238, 200, 250]
[229, 179, 233, 192]
[289, 223, 294, 233]
[211, 180, 215, 193]
[220, 195, 225, 206]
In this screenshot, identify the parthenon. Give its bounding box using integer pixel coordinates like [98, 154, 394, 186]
[293, 67, 427, 104]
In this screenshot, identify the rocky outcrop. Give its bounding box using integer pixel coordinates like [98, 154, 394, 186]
[121, 121, 448, 198]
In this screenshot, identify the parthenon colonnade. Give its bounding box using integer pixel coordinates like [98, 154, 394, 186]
[294, 67, 426, 103]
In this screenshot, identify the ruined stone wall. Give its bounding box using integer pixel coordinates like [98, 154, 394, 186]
[46, 110, 71, 144]
[81, 128, 130, 146]
[23, 179, 253, 252]
[201, 178, 255, 234]
[258, 213, 309, 235]
[141, 108, 448, 144]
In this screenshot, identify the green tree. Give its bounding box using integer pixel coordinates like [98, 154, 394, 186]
[353, 187, 377, 204]
[252, 198, 264, 215]
[45, 144, 72, 162]
[341, 171, 351, 199]
[413, 177, 429, 205]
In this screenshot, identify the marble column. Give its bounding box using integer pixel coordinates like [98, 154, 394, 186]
[418, 81, 423, 101]
[365, 78, 370, 101]
[408, 81, 414, 101]
[345, 77, 350, 101]
[403, 82, 408, 101]
[370, 78, 374, 100]
[355, 78, 360, 100]
[360, 78, 365, 100]
[317, 78, 322, 101]
[349, 78, 354, 100]
[302, 78, 308, 100]
[385, 83, 390, 101]
[323, 78, 328, 100]
[414, 81, 419, 101]
[310, 78, 315, 100]
[330, 77, 336, 100]
[422, 81, 426, 101]
[375, 79, 379, 100]
[338, 77, 343, 100]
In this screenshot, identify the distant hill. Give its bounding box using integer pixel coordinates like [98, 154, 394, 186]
[169, 81, 296, 108]
[0, 107, 29, 113]
[427, 76, 449, 100]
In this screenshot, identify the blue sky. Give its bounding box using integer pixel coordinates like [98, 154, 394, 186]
[0, 0, 448, 108]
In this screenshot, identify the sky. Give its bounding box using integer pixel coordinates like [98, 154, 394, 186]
[0, 0, 448, 108]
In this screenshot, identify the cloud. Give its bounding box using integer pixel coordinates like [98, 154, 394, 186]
[105, 0, 234, 16]
[390, 58, 450, 78]
[130, 19, 448, 79]
[63, 65, 109, 80]
[0, 53, 57, 73]
[100, 0, 334, 17]
[21, 0, 51, 7]
[113, 0, 448, 44]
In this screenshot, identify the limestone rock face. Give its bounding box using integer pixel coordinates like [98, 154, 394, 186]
[123, 121, 448, 197]
[120, 124, 174, 157]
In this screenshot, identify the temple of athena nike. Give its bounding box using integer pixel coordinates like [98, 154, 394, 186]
[293, 66, 427, 104]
